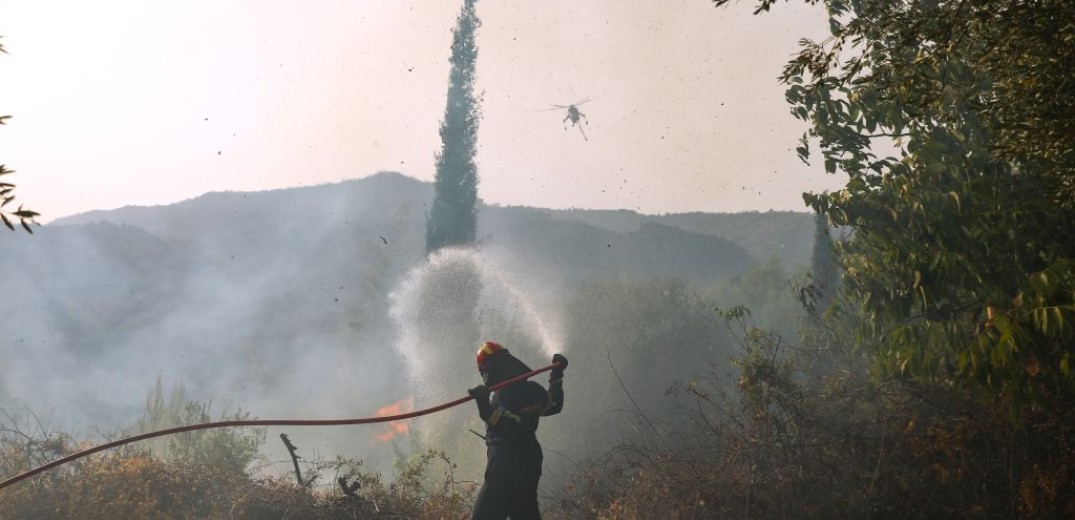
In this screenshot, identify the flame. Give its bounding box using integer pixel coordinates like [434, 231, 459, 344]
[373, 397, 414, 442]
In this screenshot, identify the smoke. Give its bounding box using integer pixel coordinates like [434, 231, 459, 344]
[0, 178, 434, 480]
[0, 178, 574, 485]
[1, 175, 779, 486]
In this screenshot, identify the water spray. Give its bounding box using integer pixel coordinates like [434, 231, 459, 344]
[0, 361, 562, 491]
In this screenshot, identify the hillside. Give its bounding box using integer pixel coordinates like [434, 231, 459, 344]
[479, 206, 757, 285]
[57, 173, 813, 276]
[2, 171, 817, 478]
[537, 208, 816, 269]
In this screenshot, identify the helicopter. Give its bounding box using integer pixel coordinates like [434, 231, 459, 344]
[538, 97, 593, 141]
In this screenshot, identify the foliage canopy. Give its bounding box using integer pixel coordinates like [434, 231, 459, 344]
[713, 0, 1075, 411]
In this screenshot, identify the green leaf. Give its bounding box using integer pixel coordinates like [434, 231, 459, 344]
[947, 191, 961, 212]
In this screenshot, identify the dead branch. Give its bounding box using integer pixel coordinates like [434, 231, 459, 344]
[279, 433, 305, 486]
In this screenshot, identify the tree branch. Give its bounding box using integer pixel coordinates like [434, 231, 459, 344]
[279, 433, 305, 486]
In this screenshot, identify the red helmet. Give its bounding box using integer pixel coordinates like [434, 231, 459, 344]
[476, 341, 506, 370]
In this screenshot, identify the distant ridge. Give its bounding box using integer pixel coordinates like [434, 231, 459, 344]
[55, 171, 429, 234]
[55, 171, 813, 271]
[536, 208, 815, 269]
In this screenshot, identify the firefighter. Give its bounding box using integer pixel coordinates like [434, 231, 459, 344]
[467, 341, 567, 520]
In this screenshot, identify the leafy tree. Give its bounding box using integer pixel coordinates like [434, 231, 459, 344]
[714, 0, 1075, 411]
[0, 37, 39, 232]
[560, 277, 729, 446]
[426, 0, 482, 254]
[707, 256, 805, 341]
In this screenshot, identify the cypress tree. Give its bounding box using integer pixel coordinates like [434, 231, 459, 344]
[809, 212, 839, 310]
[426, 0, 481, 254]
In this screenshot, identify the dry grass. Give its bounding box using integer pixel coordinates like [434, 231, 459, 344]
[0, 423, 473, 520]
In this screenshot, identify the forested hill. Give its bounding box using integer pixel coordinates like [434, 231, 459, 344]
[54, 171, 813, 281]
[53, 171, 434, 262]
[536, 208, 815, 269]
[3, 169, 814, 431]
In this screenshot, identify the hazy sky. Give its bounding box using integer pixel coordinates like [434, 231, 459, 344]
[1, 0, 843, 222]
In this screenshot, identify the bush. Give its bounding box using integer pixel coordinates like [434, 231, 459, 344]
[127, 376, 265, 476]
[0, 420, 474, 520]
[1, 387, 473, 520]
[550, 309, 1075, 520]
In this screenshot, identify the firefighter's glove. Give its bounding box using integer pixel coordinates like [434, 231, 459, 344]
[468, 385, 493, 421]
[468, 385, 490, 402]
[551, 353, 568, 379]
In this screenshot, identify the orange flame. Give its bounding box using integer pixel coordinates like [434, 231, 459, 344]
[373, 398, 414, 442]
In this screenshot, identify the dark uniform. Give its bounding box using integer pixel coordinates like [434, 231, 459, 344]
[468, 342, 566, 520]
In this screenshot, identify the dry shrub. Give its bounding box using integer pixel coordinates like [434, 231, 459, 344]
[590, 457, 736, 520]
[1, 419, 474, 520]
[0, 452, 474, 520]
[548, 316, 1075, 520]
[0, 451, 246, 520]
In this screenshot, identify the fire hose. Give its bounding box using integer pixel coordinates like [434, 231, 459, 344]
[0, 362, 561, 491]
